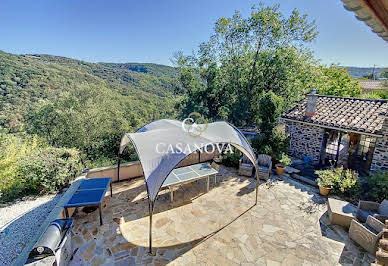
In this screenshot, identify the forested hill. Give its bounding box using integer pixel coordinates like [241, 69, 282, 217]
[100, 62, 178, 79]
[343, 66, 385, 78]
[0, 50, 178, 164]
[27, 54, 179, 96]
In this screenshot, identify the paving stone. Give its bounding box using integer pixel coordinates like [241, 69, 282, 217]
[94, 246, 103, 256]
[114, 256, 136, 266]
[69, 166, 375, 265]
[155, 217, 169, 228]
[91, 256, 104, 266]
[262, 224, 282, 233]
[267, 259, 281, 266]
[114, 250, 129, 259]
[72, 235, 82, 246]
[117, 242, 135, 251]
[111, 244, 121, 254]
[104, 248, 112, 257]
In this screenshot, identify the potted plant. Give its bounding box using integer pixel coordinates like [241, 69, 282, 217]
[316, 170, 333, 196]
[275, 153, 291, 175]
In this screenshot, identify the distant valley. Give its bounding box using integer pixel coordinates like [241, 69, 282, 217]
[342, 66, 386, 78]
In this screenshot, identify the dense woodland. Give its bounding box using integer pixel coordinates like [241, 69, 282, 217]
[0, 51, 178, 155]
[0, 3, 386, 202]
[0, 51, 180, 201]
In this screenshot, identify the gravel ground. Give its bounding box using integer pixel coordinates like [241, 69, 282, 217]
[0, 194, 62, 265]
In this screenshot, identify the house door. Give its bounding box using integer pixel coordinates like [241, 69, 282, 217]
[348, 133, 376, 174]
[320, 129, 342, 166]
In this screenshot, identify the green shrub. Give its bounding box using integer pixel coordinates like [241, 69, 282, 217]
[362, 89, 388, 100]
[316, 167, 360, 200]
[363, 172, 388, 202]
[221, 148, 242, 168]
[251, 128, 289, 162]
[0, 133, 39, 201]
[316, 170, 333, 188]
[279, 153, 291, 166]
[254, 91, 283, 134]
[16, 147, 81, 194]
[0, 144, 81, 202]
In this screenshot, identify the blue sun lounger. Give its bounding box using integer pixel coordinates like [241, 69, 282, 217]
[64, 177, 112, 225]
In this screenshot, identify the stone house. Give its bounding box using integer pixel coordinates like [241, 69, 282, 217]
[280, 92, 388, 173]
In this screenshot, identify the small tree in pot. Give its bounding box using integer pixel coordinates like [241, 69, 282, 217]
[275, 153, 291, 175]
[316, 167, 360, 198]
[316, 169, 333, 196]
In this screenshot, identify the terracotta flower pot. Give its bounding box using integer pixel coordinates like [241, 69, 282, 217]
[319, 186, 331, 196]
[275, 163, 286, 175]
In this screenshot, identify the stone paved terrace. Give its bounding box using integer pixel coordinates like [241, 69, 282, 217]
[69, 166, 374, 265]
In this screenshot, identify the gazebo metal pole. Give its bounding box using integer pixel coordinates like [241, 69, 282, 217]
[148, 201, 153, 255]
[117, 155, 121, 182]
[255, 166, 259, 205]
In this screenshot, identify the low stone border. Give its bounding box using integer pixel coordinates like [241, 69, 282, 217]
[12, 175, 86, 266]
[86, 161, 143, 182]
[290, 173, 318, 187]
[87, 161, 140, 174]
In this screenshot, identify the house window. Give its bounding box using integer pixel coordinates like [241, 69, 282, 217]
[356, 135, 376, 159]
[325, 130, 340, 160]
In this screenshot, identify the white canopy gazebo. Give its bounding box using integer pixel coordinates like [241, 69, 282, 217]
[117, 119, 259, 253]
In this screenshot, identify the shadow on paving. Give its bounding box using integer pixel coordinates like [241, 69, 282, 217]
[69, 172, 257, 265]
[111, 204, 255, 265]
[113, 172, 255, 223]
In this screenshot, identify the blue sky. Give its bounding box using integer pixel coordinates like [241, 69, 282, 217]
[1, 0, 387, 67]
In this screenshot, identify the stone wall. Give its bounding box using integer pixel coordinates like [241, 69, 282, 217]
[371, 136, 388, 172]
[371, 117, 388, 172]
[283, 120, 325, 165]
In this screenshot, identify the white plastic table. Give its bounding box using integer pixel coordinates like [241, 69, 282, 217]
[161, 163, 218, 202]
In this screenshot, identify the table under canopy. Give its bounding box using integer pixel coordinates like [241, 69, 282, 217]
[117, 119, 258, 253]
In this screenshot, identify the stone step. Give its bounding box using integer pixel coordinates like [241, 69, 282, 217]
[290, 174, 318, 188]
[285, 166, 300, 174]
[376, 248, 388, 265]
[380, 239, 388, 251]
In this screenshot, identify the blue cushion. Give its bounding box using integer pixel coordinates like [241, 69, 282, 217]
[358, 209, 375, 223]
[378, 200, 388, 216]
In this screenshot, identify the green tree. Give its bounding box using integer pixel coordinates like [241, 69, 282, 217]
[254, 91, 283, 134]
[251, 91, 289, 161]
[380, 68, 388, 79]
[175, 3, 318, 126]
[363, 73, 377, 80]
[362, 89, 388, 99]
[0, 50, 177, 166]
[0, 133, 81, 202]
[317, 66, 362, 97]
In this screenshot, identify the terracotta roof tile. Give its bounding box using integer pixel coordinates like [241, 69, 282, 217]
[281, 95, 388, 135]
